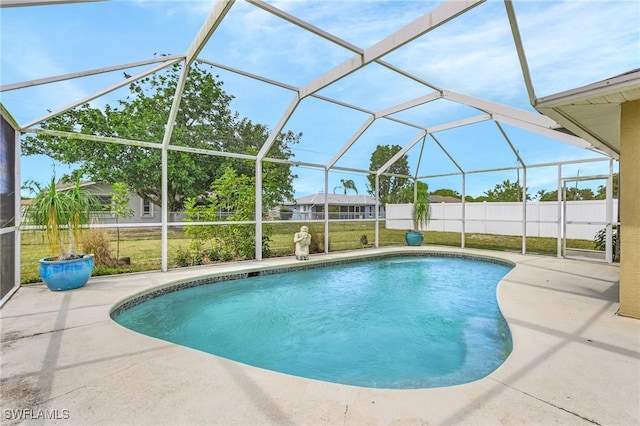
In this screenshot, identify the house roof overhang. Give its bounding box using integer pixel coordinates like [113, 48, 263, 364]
[293, 193, 378, 206]
[534, 68, 640, 160]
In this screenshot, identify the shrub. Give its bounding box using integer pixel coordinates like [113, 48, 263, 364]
[593, 226, 617, 252]
[174, 246, 205, 267]
[174, 247, 192, 267]
[80, 229, 116, 267]
[180, 168, 273, 266]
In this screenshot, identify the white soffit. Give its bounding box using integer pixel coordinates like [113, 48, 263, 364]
[535, 69, 640, 159]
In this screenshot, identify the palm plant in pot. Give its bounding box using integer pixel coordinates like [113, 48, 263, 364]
[405, 181, 430, 246]
[24, 176, 100, 291]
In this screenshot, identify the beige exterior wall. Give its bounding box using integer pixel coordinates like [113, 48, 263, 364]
[619, 99, 640, 318]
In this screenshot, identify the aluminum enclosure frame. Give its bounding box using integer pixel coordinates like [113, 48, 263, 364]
[1, 0, 619, 274]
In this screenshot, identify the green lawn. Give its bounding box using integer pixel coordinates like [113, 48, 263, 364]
[20, 222, 597, 284]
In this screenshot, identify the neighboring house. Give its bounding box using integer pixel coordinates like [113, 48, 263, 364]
[53, 181, 186, 224]
[429, 195, 462, 203]
[24, 182, 460, 224]
[285, 193, 385, 220]
[19, 199, 31, 218]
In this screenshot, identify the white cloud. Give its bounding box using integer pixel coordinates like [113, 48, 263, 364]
[377, 4, 526, 107]
[515, 1, 640, 96]
[129, 0, 215, 21]
[1, 23, 88, 125]
[270, 0, 431, 46]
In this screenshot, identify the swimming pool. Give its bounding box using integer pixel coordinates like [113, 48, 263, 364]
[113, 254, 513, 389]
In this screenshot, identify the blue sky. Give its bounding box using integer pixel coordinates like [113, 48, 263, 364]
[1, 0, 639, 199]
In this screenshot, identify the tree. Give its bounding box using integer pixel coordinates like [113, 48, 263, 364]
[536, 189, 558, 201]
[432, 188, 461, 199]
[395, 184, 416, 203]
[577, 188, 595, 200]
[183, 167, 270, 262]
[22, 60, 300, 213]
[110, 182, 134, 260]
[367, 144, 411, 204]
[595, 173, 619, 199]
[483, 179, 530, 202]
[334, 179, 358, 194]
[536, 187, 595, 201]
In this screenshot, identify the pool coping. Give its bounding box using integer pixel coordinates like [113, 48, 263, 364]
[1, 246, 638, 425]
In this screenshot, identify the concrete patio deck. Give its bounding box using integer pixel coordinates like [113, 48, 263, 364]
[1, 246, 638, 425]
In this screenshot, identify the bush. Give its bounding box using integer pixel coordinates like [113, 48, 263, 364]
[279, 207, 293, 220]
[593, 226, 617, 252]
[308, 232, 332, 253]
[80, 229, 116, 267]
[174, 247, 194, 267]
[179, 169, 273, 266]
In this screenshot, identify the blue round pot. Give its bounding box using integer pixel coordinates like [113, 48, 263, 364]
[39, 255, 94, 291]
[405, 231, 424, 246]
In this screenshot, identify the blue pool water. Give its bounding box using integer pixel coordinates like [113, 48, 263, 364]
[114, 256, 513, 389]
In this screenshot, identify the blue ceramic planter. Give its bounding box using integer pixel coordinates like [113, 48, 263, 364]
[39, 255, 94, 291]
[405, 232, 424, 246]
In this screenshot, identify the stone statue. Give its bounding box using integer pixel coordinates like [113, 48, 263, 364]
[293, 225, 311, 260]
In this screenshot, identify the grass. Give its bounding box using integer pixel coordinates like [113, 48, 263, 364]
[19, 221, 597, 284]
[20, 228, 191, 284]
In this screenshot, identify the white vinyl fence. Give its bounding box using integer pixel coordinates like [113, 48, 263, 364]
[386, 200, 618, 240]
